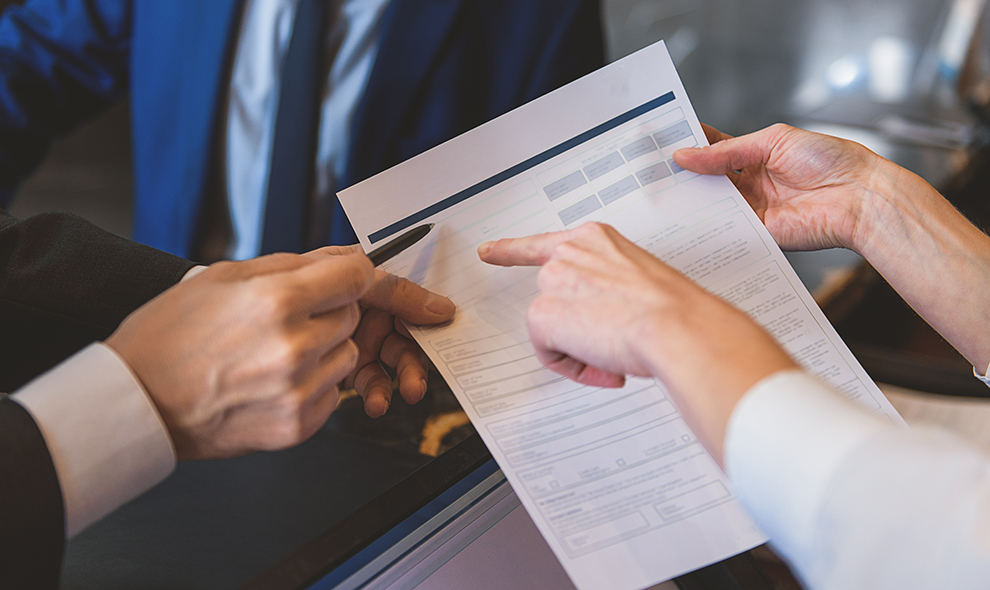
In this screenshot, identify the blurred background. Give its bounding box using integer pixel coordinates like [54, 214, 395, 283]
[11, 0, 990, 477]
[9, 0, 986, 239]
[12, 0, 990, 454]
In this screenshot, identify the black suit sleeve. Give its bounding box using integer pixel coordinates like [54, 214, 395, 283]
[0, 209, 193, 588]
[0, 208, 195, 391]
[0, 394, 64, 590]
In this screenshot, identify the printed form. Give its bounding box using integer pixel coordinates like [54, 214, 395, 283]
[338, 41, 904, 590]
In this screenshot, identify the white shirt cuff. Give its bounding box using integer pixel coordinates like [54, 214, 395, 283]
[12, 343, 176, 537]
[723, 370, 893, 564]
[182, 265, 208, 281]
[974, 363, 990, 388]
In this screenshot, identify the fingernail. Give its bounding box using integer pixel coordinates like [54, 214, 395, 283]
[370, 395, 389, 418]
[477, 242, 492, 258]
[676, 146, 702, 156]
[426, 292, 455, 315]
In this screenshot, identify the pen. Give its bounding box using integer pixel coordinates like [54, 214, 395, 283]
[366, 223, 435, 267]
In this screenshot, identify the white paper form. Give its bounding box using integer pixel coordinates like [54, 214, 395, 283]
[338, 41, 904, 590]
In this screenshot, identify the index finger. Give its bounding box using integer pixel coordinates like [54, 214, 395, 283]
[478, 228, 584, 267]
[301, 244, 363, 260]
[278, 252, 375, 316]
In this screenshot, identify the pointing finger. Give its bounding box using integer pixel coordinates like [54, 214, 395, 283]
[478, 228, 589, 267]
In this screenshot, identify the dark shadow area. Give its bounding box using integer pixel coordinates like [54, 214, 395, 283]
[61, 428, 430, 590]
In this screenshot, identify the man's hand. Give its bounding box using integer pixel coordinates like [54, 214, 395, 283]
[479, 222, 796, 463]
[106, 251, 374, 461]
[306, 246, 455, 418]
[674, 123, 885, 253]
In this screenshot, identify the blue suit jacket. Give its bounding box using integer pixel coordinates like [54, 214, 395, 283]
[0, 0, 603, 257]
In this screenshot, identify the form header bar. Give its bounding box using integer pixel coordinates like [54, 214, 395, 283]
[367, 91, 676, 243]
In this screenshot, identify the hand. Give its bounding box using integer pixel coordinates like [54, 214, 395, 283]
[106, 252, 374, 461]
[673, 123, 887, 252]
[305, 246, 455, 417]
[676, 124, 990, 372]
[479, 222, 796, 463]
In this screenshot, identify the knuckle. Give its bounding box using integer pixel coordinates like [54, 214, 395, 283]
[379, 272, 402, 302]
[353, 362, 378, 394]
[392, 274, 417, 301]
[270, 333, 308, 371]
[543, 259, 582, 292]
[537, 261, 565, 290]
[549, 240, 581, 262]
[355, 256, 375, 289]
[541, 258, 566, 276]
[343, 272, 366, 301]
[536, 258, 574, 291]
[340, 259, 373, 301]
[342, 338, 360, 370]
[577, 221, 608, 239]
[273, 422, 304, 449]
[251, 282, 294, 323]
[527, 297, 551, 322]
[573, 221, 599, 240]
[325, 384, 342, 410]
[341, 302, 362, 335]
[265, 400, 307, 450]
[568, 222, 620, 252]
[768, 123, 797, 141]
[323, 244, 361, 257]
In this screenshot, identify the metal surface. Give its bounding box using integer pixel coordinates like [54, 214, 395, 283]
[603, 0, 987, 297]
[604, 0, 977, 183]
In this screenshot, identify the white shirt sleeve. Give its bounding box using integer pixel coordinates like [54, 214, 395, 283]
[725, 369, 990, 590]
[975, 363, 990, 388]
[182, 264, 208, 281]
[11, 343, 176, 538]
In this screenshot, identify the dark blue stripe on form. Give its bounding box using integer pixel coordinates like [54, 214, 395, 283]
[367, 91, 677, 243]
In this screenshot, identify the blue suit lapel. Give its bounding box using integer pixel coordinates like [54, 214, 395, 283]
[130, 0, 242, 256]
[344, 0, 465, 188]
[175, 0, 243, 246]
[179, 0, 243, 151]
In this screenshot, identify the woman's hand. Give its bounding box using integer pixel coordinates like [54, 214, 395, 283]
[674, 123, 885, 252]
[479, 222, 796, 463]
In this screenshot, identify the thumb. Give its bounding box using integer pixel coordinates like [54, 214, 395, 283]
[673, 125, 778, 176]
[361, 271, 456, 325]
